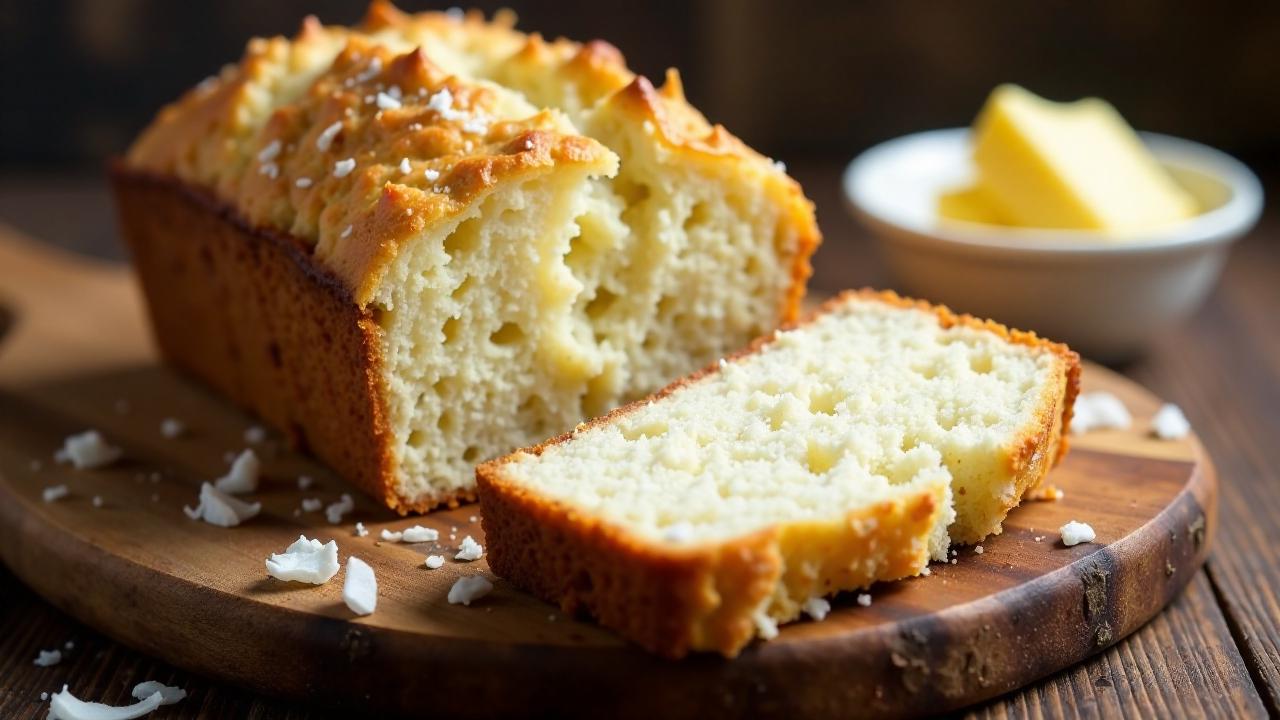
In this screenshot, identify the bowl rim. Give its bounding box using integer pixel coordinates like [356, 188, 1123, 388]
[843, 127, 1264, 257]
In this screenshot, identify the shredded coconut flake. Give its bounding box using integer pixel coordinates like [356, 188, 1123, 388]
[424, 554, 444, 569]
[1070, 392, 1133, 434]
[423, 168, 440, 182]
[256, 140, 281, 162]
[91, 496, 104, 509]
[352, 56, 383, 84]
[380, 528, 403, 542]
[48, 684, 165, 720]
[325, 494, 355, 524]
[802, 596, 830, 621]
[399, 157, 412, 174]
[315, 121, 343, 152]
[183, 482, 260, 527]
[342, 557, 377, 616]
[257, 162, 278, 179]
[856, 593, 873, 607]
[447, 575, 493, 605]
[332, 158, 355, 178]
[751, 607, 779, 640]
[265, 535, 340, 584]
[974, 545, 985, 555]
[42, 485, 70, 503]
[56, 431, 122, 469]
[213, 449, 259, 494]
[130, 682, 185, 706]
[340, 224, 353, 239]
[34, 649, 62, 667]
[375, 91, 401, 110]
[243, 425, 267, 444]
[1060, 521, 1096, 547]
[297, 475, 314, 490]
[354, 522, 369, 537]
[295, 176, 313, 188]
[159, 418, 185, 439]
[300, 498, 323, 513]
[1151, 403, 1191, 440]
[455, 535, 484, 561]
[401, 525, 439, 543]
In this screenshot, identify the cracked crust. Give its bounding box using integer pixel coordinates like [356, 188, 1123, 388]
[477, 289, 1077, 657]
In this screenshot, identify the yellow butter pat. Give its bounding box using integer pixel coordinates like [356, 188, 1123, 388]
[965, 84, 1198, 232]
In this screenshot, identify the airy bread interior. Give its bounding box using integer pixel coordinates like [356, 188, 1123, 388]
[125, 5, 819, 510]
[500, 293, 1074, 571]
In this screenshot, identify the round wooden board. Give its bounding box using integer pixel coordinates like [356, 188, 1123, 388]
[0, 234, 1216, 719]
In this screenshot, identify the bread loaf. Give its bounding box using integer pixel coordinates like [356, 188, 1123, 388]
[114, 3, 820, 512]
[477, 290, 1079, 657]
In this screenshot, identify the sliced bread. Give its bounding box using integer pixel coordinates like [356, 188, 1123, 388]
[477, 290, 1079, 657]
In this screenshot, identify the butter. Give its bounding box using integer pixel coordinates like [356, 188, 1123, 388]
[940, 85, 1198, 232]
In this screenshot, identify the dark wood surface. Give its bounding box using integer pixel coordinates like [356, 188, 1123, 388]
[0, 164, 1276, 718]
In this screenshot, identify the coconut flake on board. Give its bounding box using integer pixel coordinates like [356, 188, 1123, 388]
[455, 535, 484, 561]
[343, 557, 378, 616]
[47, 684, 166, 720]
[55, 431, 123, 469]
[213, 449, 260, 494]
[265, 535, 340, 584]
[130, 681, 186, 705]
[183, 482, 261, 527]
[1151, 403, 1191, 440]
[1069, 392, 1132, 434]
[448, 575, 493, 605]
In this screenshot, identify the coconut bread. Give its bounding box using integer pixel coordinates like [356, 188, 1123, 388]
[477, 290, 1079, 657]
[115, 3, 820, 512]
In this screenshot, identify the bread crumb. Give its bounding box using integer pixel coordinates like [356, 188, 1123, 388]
[1151, 403, 1191, 440]
[448, 575, 493, 605]
[1060, 520, 1096, 547]
[455, 535, 484, 561]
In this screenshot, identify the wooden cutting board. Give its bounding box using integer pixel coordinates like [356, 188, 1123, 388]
[0, 228, 1215, 719]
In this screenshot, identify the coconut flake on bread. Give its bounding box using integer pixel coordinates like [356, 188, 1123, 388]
[117, 2, 820, 514]
[477, 290, 1078, 657]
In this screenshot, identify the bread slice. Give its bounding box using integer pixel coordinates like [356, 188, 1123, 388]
[477, 290, 1079, 657]
[116, 4, 819, 512]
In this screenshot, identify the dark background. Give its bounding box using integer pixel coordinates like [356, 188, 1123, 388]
[3, 0, 1279, 170]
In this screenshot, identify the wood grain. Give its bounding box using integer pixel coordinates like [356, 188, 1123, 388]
[0, 227, 1221, 718]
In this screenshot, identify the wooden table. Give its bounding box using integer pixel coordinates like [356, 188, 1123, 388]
[1, 165, 1276, 719]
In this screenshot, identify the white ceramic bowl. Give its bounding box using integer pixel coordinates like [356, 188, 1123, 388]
[843, 128, 1263, 360]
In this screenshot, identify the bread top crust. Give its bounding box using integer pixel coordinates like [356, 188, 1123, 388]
[124, 1, 819, 308]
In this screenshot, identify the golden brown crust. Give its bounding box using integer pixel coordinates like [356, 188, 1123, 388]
[476, 289, 1078, 656]
[122, 3, 819, 319]
[110, 165, 477, 515]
